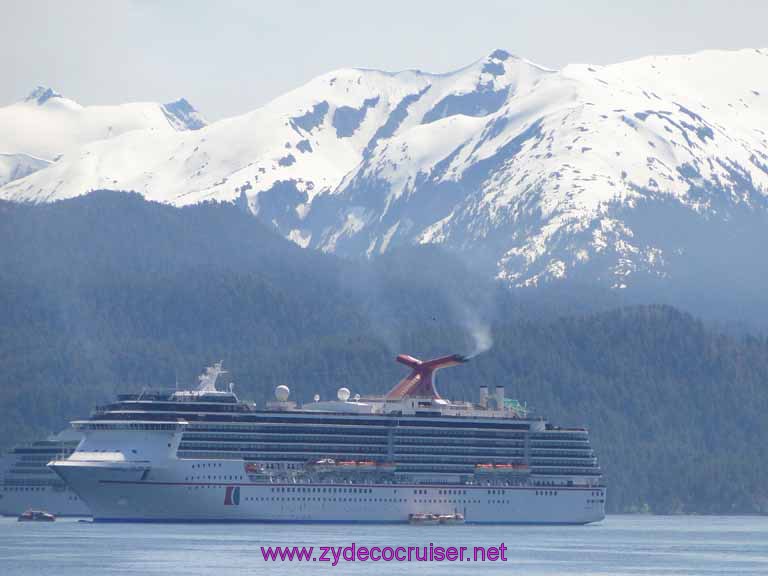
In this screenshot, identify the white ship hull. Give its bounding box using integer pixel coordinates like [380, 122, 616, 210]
[0, 485, 89, 517]
[52, 459, 605, 524]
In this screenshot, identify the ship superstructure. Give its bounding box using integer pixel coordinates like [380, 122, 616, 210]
[49, 357, 605, 523]
[1, 429, 89, 516]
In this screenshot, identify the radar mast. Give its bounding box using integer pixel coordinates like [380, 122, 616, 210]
[197, 361, 226, 392]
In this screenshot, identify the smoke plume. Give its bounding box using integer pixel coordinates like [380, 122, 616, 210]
[468, 320, 493, 358]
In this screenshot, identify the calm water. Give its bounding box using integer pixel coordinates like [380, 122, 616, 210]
[1, 515, 767, 575]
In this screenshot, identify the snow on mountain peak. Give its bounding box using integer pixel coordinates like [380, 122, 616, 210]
[162, 98, 207, 131]
[2, 48, 767, 291]
[24, 86, 63, 105]
[0, 90, 207, 186]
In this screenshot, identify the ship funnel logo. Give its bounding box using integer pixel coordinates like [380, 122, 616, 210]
[224, 486, 241, 506]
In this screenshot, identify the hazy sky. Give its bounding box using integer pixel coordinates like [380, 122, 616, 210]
[4, 0, 767, 120]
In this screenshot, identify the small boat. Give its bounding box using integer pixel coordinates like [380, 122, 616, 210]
[409, 512, 440, 525]
[244, 462, 264, 474]
[438, 513, 465, 525]
[475, 462, 530, 474]
[18, 509, 56, 522]
[310, 458, 396, 473]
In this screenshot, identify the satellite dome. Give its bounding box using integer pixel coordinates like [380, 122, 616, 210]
[337, 387, 351, 402]
[275, 385, 290, 402]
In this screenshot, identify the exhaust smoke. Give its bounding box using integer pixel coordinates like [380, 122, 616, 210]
[466, 320, 493, 359]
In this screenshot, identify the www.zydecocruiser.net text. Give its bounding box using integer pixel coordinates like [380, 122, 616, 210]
[261, 543, 509, 565]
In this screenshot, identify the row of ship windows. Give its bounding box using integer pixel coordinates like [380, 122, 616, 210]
[180, 446, 590, 458]
[535, 470, 602, 476]
[182, 489, 560, 508]
[108, 403, 247, 412]
[180, 444, 538, 456]
[530, 460, 597, 466]
[181, 445, 595, 462]
[1, 488, 78, 501]
[185, 488, 506, 506]
[183, 441, 531, 452]
[189, 460, 599, 474]
[530, 451, 594, 457]
[246, 496, 410, 503]
[2, 481, 67, 487]
[8, 448, 77, 455]
[188, 427, 390, 436]
[264, 463, 302, 470]
[181, 437, 533, 449]
[75, 449, 138, 454]
[179, 478, 594, 491]
[263, 487, 531, 499]
[193, 463, 290, 471]
[113, 417, 534, 433]
[184, 426, 563, 439]
[196, 488, 494, 506]
[587, 499, 605, 504]
[183, 442, 591, 456]
[180, 445, 593, 460]
[182, 445, 385, 453]
[90, 413, 584, 438]
[183, 455, 596, 469]
[76, 423, 178, 431]
[396, 431, 526, 439]
[179, 455, 602, 475]
[2, 486, 57, 492]
[186, 476, 245, 482]
[183, 426, 583, 435]
[262, 486, 561, 495]
[530, 441, 590, 446]
[101, 416, 535, 433]
[17, 455, 74, 462]
[272, 486, 374, 494]
[530, 434, 588, 440]
[184, 434, 390, 444]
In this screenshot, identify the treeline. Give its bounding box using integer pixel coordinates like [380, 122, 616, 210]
[1, 191, 767, 514]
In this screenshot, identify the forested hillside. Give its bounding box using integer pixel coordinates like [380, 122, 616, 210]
[1, 191, 767, 514]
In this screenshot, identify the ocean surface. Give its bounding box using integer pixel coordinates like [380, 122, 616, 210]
[1, 515, 767, 575]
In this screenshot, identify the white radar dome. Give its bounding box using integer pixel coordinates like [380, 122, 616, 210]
[337, 387, 351, 402]
[275, 385, 290, 402]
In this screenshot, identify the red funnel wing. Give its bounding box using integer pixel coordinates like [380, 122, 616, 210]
[395, 354, 422, 369]
[385, 354, 468, 400]
[420, 354, 467, 370]
[386, 372, 425, 399]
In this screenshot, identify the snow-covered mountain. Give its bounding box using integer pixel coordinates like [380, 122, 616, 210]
[2, 48, 767, 290]
[0, 87, 205, 186]
[0, 153, 51, 187]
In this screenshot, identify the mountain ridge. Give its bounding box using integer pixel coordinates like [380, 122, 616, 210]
[0, 87, 206, 186]
[2, 48, 767, 295]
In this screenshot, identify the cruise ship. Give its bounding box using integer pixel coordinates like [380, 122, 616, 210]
[49, 356, 606, 523]
[0, 429, 89, 516]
